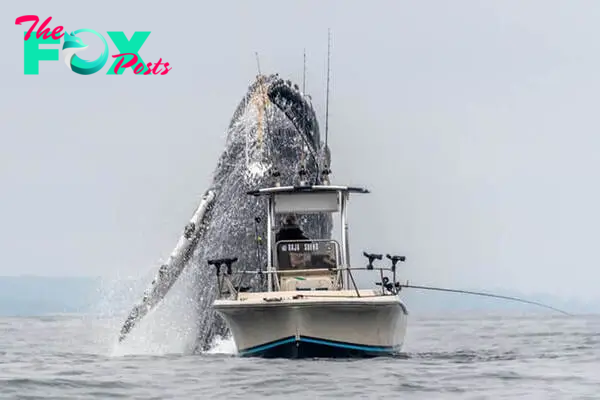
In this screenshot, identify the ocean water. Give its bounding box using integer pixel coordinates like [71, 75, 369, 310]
[0, 313, 598, 399]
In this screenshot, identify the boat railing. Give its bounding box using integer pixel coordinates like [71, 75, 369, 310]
[207, 262, 406, 299]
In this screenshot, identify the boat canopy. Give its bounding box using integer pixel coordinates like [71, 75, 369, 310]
[246, 184, 369, 291]
[246, 185, 369, 196]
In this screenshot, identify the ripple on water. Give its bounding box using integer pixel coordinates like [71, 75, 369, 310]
[0, 314, 599, 399]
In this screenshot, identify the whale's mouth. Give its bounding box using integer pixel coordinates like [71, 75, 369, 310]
[62, 45, 88, 70]
[266, 76, 329, 183]
[267, 79, 320, 149]
[223, 74, 328, 186]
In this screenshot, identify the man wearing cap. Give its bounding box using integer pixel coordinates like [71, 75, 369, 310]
[276, 214, 308, 242]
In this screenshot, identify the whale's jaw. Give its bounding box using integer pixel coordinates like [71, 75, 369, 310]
[62, 46, 88, 70]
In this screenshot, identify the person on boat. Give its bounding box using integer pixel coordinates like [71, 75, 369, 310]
[276, 214, 308, 242]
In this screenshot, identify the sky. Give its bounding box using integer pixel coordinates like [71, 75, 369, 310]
[1, 1, 600, 302]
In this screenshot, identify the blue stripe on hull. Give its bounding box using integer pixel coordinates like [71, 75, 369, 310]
[239, 336, 400, 358]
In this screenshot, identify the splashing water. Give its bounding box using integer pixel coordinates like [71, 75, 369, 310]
[107, 266, 202, 356]
[205, 335, 237, 355]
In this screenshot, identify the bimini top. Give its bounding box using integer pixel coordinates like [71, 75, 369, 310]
[246, 185, 369, 197]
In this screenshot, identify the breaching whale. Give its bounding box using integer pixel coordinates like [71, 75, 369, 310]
[117, 73, 333, 351]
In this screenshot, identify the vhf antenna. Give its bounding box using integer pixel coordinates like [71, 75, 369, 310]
[255, 51, 262, 75]
[303, 48, 306, 94]
[324, 29, 331, 150]
[302, 48, 309, 183]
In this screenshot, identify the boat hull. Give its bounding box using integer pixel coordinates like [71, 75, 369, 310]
[213, 291, 408, 359]
[239, 335, 401, 358]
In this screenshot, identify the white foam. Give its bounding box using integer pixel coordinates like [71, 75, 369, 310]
[205, 334, 237, 355]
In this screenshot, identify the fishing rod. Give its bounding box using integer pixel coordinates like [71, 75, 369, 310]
[319, 28, 332, 185]
[363, 253, 572, 316]
[303, 48, 306, 94]
[397, 284, 573, 316]
[324, 28, 331, 154]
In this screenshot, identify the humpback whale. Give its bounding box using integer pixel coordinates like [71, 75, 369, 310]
[118, 73, 333, 351]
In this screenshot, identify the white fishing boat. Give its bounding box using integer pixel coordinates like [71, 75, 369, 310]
[209, 183, 409, 358]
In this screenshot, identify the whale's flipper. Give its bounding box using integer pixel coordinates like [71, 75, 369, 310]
[118, 190, 215, 342]
[117, 73, 332, 350]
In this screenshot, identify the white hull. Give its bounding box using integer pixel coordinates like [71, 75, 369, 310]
[214, 290, 408, 357]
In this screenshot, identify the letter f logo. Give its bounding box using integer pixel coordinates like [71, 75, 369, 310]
[16, 16, 60, 74]
[22, 34, 60, 74]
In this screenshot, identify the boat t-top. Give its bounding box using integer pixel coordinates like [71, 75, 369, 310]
[208, 183, 409, 358]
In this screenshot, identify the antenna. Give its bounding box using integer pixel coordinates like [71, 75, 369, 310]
[303, 48, 306, 94]
[255, 52, 262, 75]
[324, 29, 331, 150]
[302, 48, 308, 179]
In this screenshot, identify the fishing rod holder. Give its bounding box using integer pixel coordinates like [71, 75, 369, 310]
[363, 252, 382, 270]
[362, 252, 405, 295]
[375, 277, 401, 294]
[208, 257, 242, 299]
[207, 257, 239, 276]
[386, 254, 405, 272]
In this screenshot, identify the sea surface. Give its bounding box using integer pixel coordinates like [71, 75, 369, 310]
[0, 313, 598, 399]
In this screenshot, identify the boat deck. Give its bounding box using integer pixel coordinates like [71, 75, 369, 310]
[214, 290, 408, 313]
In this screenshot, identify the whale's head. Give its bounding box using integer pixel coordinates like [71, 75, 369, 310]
[222, 74, 330, 185]
[62, 31, 88, 70]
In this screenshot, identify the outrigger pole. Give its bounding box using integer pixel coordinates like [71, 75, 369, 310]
[316, 29, 332, 186]
[398, 284, 573, 316]
[303, 48, 306, 94]
[324, 28, 331, 151]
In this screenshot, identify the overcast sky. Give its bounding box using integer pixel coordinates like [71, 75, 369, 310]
[1, 1, 599, 302]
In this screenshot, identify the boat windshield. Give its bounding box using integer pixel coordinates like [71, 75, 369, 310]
[276, 240, 339, 270]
